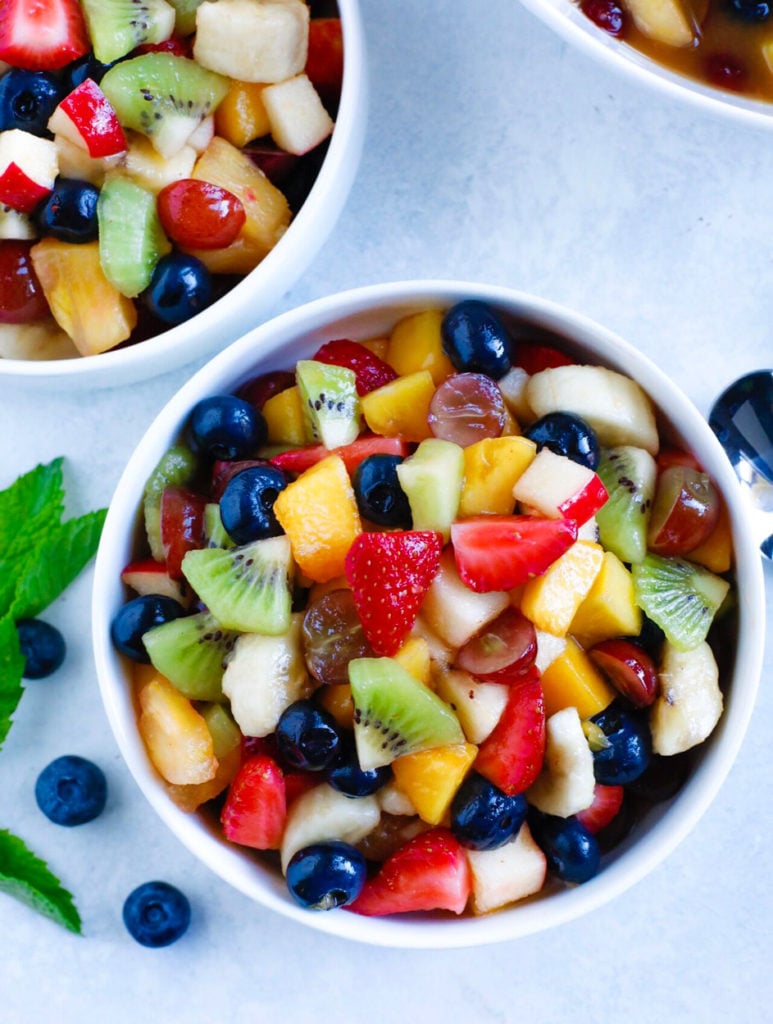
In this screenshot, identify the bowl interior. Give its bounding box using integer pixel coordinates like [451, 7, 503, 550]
[0, 0, 367, 390]
[92, 280, 766, 948]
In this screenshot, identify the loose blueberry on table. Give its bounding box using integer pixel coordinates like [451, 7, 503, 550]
[122, 880, 191, 947]
[112, 298, 735, 919]
[35, 754, 107, 826]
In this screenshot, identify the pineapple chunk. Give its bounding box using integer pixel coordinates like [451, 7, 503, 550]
[221, 614, 313, 737]
[262, 73, 334, 156]
[650, 640, 722, 755]
[280, 782, 380, 872]
[520, 540, 605, 638]
[527, 706, 595, 818]
[137, 671, 218, 786]
[460, 435, 537, 516]
[624, 0, 698, 47]
[392, 743, 478, 825]
[386, 308, 455, 383]
[194, 0, 309, 83]
[0, 320, 78, 360]
[467, 823, 547, 914]
[123, 131, 197, 193]
[166, 704, 243, 812]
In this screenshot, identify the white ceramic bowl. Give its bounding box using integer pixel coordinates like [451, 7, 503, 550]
[0, 0, 367, 390]
[519, 0, 773, 129]
[92, 280, 765, 948]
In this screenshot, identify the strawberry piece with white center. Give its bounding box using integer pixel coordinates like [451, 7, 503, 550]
[0, 129, 57, 212]
[346, 827, 471, 917]
[512, 447, 609, 526]
[48, 79, 127, 158]
[0, 0, 89, 71]
[474, 669, 546, 795]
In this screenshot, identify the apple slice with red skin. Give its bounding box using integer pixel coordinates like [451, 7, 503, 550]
[512, 447, 608, 527]
[120, 557, 191, 606]
[454, 607, 537, 682]
[48, 78, 127, 158]
[0, 129, 57, 212]
[588, 638, 659, 707]
[575, 783, 625, 833]
[647, 464, 720, 556]
[160, 485, 207, 579]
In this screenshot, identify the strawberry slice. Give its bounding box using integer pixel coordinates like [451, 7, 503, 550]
[346, 827, 471, 916]
[312, 339, 398, 396]
[516, 343, 575, 375]
[345, 530, 443, 656]
[220, 754, 287, 850]
[160, 485, 206, 579]
[0, 0, 90, 70]
[474, 670, 546, 795]
[450, 515, 578, 592]
[270, 434, 409, 477]
[574, 783, 625, 834]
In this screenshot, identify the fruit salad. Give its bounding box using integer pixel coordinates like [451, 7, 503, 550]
[110, 298, 736, 918]
[578, 0, 773, 102]
[0, 0, 342, 360]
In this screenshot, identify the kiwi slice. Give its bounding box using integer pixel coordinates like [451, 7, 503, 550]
[296, 360, 362, 449]
[166, 0, 204, 36]
[595, 445, 657, 564]
[143, 442, 198, 562]
[203, 502, 235, 549]
[101, 53, 229, 159]
[143, 610, 237, 701]
[181, 534, 293, 634]
[80, 0, 177, 64]
[396, 438, 464, 542]
[98, 174, 171, 297]
[348, 657, 464, 770]
[631, 554, 730, 651]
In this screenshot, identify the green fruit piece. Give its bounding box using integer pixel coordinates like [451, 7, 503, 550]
[595, 445, 657, 564]
[201, 702, 242, 757]
[97, 175, 171, 297]
[101, 53, 229, 159]
[166, 0, 204, 35]
[181, 535, 293, 634]
[348, 656, 464, 770]
[203, 502, 235, 549]
[80, 0, 177, 64]
[396, 438, 464, 542]
[296, 359, 362, 449]
[143, 610, 237, 701]
[143, 443, 198, 562]
[631, 554, 730, 651]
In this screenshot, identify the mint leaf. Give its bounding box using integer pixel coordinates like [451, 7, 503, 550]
[0, 829, 81, 934]
[0, 614, 24, 749]
[11, 509, 107, 621]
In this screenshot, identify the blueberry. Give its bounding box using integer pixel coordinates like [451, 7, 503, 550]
[219, 464, 288, 544]
[728, 0, 771, 20]
[0, 69, 63, 135]
[143, 252, 213, 326]
[450, 772, 527, 851]
[286, 841, 367, 910]
[441, 299, 514, 380]
[352, 454, 412, 528]
[590, 702, 652, 785]
[276, 700, 341, 772]
[528, 808, 600, 884]
[33, 178, 100, 243]
[110, 594, 186, 663]
[60, 54, 114, 92]
[16, 618, 66, 678]
[35, 755, 107, 826]
[327, 734, 390, 797]
[524, 412, 601, 469]
[122, 881, 191, 947]
[187, 395, 267, 462]
[626, 752, 691, 803]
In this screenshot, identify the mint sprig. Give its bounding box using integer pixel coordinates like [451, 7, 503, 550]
[0, 459, 107, 934]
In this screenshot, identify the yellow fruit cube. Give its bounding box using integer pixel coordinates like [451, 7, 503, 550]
[392, 742, 478, 825]
[460, 436, 537, 516]
[393, 635, 432, 687]
[360, 370, 436, 441]
[262, 385, 307, 447]
[214, 80, 271, 148]
[386, 309, 455, 383]
[166, 704, 243, 812]
[137, 671, 219, 786]
[520, 540, 605, 637]
[274, 453, 361, 582]
[540, 637, 616, 719]
[30, 239, 137, 355]
[569, 551, 642, 647]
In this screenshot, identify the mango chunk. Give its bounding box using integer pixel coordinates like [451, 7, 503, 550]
[137, 672, 219, 786]
[540, 637, 616, 720]
[570, 550, 641, 647]
[460, 435, 537, 516]
[386, 309, 455, 383]
[392, 742, 478, 825]
[520, 540, 605, 637]
[360, 370, 435, 441]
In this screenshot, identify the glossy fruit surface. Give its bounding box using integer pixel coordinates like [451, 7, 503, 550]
[157, 179, 246, 250]
[0, 68, 63, 133]
[455, 607, 537, 681]
[428, 372, 506, 447]
[590, 702, 652, 785]
[728, 0, 771, 20]
[110, 594, 186, 662]
[588, 638, 659, 707]
[0, 0, 90, 71]
[579, 0, 628, 35]
[271, 435, 408, 477]
[144, 252, 213, 326]
[0, 239, 47, 323]
[16, 617, 66, 678]
[524, 412, 600, 469]
[450, 771, 527, 850]
[286, 841, 367, 910]
[302, 588, 374, 685]
[352, 453, 411, 527]
[160, 485, 206, 578]
[474, 671, 546, 794]
[33, 177, 100, 242]
[187, 394, 266, 461]
[313, 338, 398, 395]
[327, 735, 390, 797]
[441, 299, 513, 379]
[528, 809, 601, 884]
[122, 880, 191, 947]
[35, 754, 107, 825]
[275, 700, 341, 772]
[237, 369, 296, 411]
[648, 465, 720, 556]
[220, 754, 286, 849]
[219, 464, 288, 543]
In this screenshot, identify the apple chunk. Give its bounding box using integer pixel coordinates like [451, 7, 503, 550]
[262, 73, 334, 156]
[48, 79, 127, 158]
[512, 447, 608, 526]
[0, 130, 57, 213]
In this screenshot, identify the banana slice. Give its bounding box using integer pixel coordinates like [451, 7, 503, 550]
[527, 706, 595, 817]
[280, 783, 380, 873]
[650, 640, 722, 755]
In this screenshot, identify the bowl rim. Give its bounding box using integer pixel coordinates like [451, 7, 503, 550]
[518, 0, 773, 130]
[0, 0, 368, 388]
[92, 279, 767, 948]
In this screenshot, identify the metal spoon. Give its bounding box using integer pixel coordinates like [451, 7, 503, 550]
[708, 370, 773, 561]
